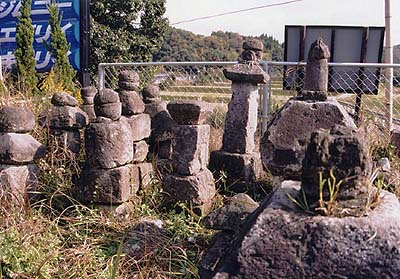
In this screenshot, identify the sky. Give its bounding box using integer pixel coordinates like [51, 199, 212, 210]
[165, 0, 400, 45]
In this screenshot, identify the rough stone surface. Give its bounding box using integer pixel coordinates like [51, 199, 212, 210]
[119, 70, 140, 83]
[298, 90, 327, 101]
[242, 39, 263, 52]
[95, 102, 122, 120]
[209, 151, 263, 184]
[0, 133, 45, 164]
[133, 141, 149, 163]
[222, 83, 259, 154]
[164, 169, 216, 214]
[202, 194, 259, 231]
[211, 182, 400, 279]
[119, 90, 145, 115]
[79, 164, 140, 203]
[94, 89, 120, 105]
[51, 92, 79, 107]
[150, 109, 177, 141]
[124, 114, 151, 141]
[50, 129, 81, 154]
[142, 85, 161, 103]
[119, 81, 140, 91]
[0, 107, 35, 133]
[260, 97, 356, 179]
[172, 125, 210, 175]
[85, 120, 133, 169]
[223, 64, 269, 84]
[144, 102, 167, 117]
[301, 125, 372, 210]
[303, 38, 330, 93]
[0, 164, 40, 203]
[137, 162, 154, 190]
[80, 104, 96, 121]
[47, 106, 88, 129]
[81, 86, 98, 105]
[167, 100, 213, 125]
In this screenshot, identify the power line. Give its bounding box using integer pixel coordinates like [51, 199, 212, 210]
[171, 0, 303, 26]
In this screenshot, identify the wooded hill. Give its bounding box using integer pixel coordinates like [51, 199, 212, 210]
[153, 27, 284, 62]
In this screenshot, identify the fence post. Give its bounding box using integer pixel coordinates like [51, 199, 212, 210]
[0, 56, 3, 81]
[385, 66, 394, 137]
[98, 64, 105, 90]
[261, 62, 270, 135]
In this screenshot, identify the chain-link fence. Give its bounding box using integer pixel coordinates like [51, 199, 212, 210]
[99, 61, 400, 138]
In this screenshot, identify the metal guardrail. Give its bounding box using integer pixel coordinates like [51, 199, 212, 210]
[98, 61, 400, 137]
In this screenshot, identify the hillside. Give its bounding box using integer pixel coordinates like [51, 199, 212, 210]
[153, 27, 283, 62]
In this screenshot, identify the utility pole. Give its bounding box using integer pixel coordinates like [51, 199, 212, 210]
[384, 0, 393, 137]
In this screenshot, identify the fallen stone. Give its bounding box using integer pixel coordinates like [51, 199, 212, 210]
[51, 92, 78, 107]
[50, 129, 81, 154]
[202, 193, 259, 231]
[223, 64, 269, 84]
[142, 85, 161, 103]
[79, 164, 140, 203]
[222, 83, 258, 154]
[301, 125, 372, 210]
[211, 182, 400, 279]
[47, 106, 88, 129]
[119, 90, 145, 115]
[164, 169, 216, 215]
[95, 102, 122, 120]
[167, 100, 213, 125]
[137, 162, 154, 190]
[0, 133, 45, 164]
[123, 114, 151, 141]
[133, 141, 149, 163]
[260, 97, 356, 179]
[80, 104, 96, 121]
[0, 164, 40, 204]
[81, 86, 98, 105]
[172, 125, 210, 175]
[94, 89, 120, 105]
[0, 107, 35, 133]
[85, 120, 133, 169]
[119, 70, 140, 83]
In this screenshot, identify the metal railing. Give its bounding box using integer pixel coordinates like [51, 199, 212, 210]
[98, 61, 400, 137]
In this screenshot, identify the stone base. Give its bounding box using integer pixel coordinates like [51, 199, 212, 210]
[211, 182, 400, 279]
[209, 150, 265, 192]
[0, 164, 40, 205]
[261, 97, 356, 179]
[163, 169, 216, 215]
[79, 164, 140, 204]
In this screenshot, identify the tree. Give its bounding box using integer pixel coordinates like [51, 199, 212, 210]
[90, 0, 168, 76]
[47, 2, 76, 92]
[14, 0, 38, 94]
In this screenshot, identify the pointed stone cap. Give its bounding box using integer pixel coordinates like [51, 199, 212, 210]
[307, 38, 330, 61]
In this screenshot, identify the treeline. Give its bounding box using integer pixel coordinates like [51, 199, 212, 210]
[153, 27, 284, 62]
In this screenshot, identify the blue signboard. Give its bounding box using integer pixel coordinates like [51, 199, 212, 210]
[0, 0, 82, 72]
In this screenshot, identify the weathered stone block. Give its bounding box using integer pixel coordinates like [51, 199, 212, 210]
[119, 90, 145, 115]
[119, 81, 139, 91]
[80, 104, 96, 121]
[164, 169, 216, 215]
[51, 129, 81, 154]
[172, 125, 210, 175]
[95, 102, 122, 120]
[47, 106, 88, 129]
[0, 164, 39, 203]
[222, 83, 258, 154]
[51, 92, 78, 107]
[144, 102, 167, 117]
[0, 133, 45, 164]
[94, 89, 120, 105]
[223, 64, 269, 84]
[260, 97, 356, 179]
[167, 100, 212, 125]
[0, 107, 35, 133]
[123, 114, 151, 141]
[137, 162, 153, 189]
[79, 164, 140, 203]
[85, 120, 133, 169]
[81, 86, 97, 105]
[133, 141, 148, 162]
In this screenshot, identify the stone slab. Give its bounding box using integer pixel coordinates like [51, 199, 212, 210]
[47, 106, 88, 129]
[0, 107, 35, 133]
[223, 64, 269, 84]
[0, 133, 45, 164]
[167, 100, 213, 125]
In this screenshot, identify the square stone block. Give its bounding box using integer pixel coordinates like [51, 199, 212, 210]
[123, 114, 151, 141]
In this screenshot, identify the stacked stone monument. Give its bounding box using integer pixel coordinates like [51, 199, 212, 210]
[142, 84, 177, 161]
[164, 100, 215, 215]
[46, 92, 88, 154]
[80, 86, 97, 122]
[0, 106, 45, 205]
[209, 39, 269, 192]
[261, 38, 356, 179]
